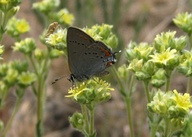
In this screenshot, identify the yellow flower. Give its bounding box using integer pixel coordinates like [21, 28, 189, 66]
[18, 72, 37, 86]
[0, 0, 9, 4]
[15, 19, 30, 33]
[154, 31, 176, 52]
[66, 82, 88, 100]
[147, 90, 173, 114]
[66, 78, 113, 104]
[45, 28, 66, 46]
[150, 48, 178, 66]
[58, 9, 74, 25]
[173, 90, 192, 112]
[128, 59, 143, 72]
[178, 50, 192, 76]
[134, 43, 153, 60]
[47, 34, 59, 46]
[7, 17, 30, 37]
[117, 64, 129, 79]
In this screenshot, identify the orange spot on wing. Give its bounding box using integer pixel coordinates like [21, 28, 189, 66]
[99, 47, 111, 56]
[106, 62, 113, 67]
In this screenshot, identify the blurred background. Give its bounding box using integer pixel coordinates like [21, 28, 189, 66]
[1, 0, 191, 137]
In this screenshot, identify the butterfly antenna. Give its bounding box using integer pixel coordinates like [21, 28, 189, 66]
[114, 50, 121, 55]
[52, 75, 66, 84]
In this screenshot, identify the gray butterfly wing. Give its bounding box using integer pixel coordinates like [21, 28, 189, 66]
[82, 41, 116, 77]
[67, 27, 94, 80]
[67, 27, 116, 81]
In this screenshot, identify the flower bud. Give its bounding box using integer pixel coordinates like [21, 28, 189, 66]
[49, 49, 64, 59]
[4, 68, 18, 86]
[151, 69, 166, 88]
[84, 24, 118, 49]
[56, 9, 74, 25]
[45, 28, 67, 50]
[17, 71, 37, 87]
[7, 17, 30, 38]
[150, 48, 179, 69]
[13, 38, 36, 55]
[177, 50, 192, 76]
[69, 112, 85, 131]
[117, 64, 129, 79]
[34, 48, 45, 61]
[173, 12, 192, 35]
[153, 31, 176, 52]
[33, 0, 60, 14]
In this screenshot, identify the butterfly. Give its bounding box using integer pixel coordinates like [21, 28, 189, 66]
[67, 27, 117, 82]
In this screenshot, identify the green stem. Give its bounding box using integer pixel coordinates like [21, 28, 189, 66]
[2, 12, 9, 29]
[143, 81, 158, 137]
[28, 55, 38, 75]
[143, 81, 151, 103]
[0, 11, 8, 42]
[36, 74, 45, 137]
[124, 96, 134, 137]
[36, 57, 49, 137]
[111, 66, 126, 96]
[1, 94, 23, 137]
[186, 77, 192, 94]
[28, 54, 45, 137]
[89, 108, 95, 136]
[164, 117, 170, 137]
[150, 115, 161, 137]
[150, 123, 158, 137]
[36, 55, 50, 137]
[111, 66, 135, 137]
[129, 73, 136, 96]
[143, 81, 157, 136]
[166, 76, 171, 92]
[28, 54, 44, 137]
[81, 104, 89, 133]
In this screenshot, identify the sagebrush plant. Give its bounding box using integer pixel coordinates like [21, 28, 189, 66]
[0, 1, 192, 137]
[0, 0, 73, 137]
[0, 0, 117, 137]
[116, 12, 192, 137]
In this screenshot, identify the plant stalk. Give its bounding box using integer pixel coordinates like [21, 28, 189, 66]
[36, 74, 45, 137]
[89, 108, 95, 136]
[143, 81, 151, 103]
[124, 96, 134, 137]
[1, 94, 23, 137]
[187, 77, 192, 94]
[81, 104, 89, 132]
[166, 76, 171, 92]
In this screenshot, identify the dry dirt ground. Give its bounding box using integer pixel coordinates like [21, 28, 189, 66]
[0, 0, 190, 137]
